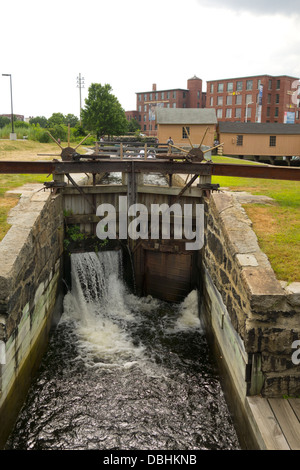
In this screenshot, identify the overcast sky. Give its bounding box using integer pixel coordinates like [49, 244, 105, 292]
[1, 0, 299, 119]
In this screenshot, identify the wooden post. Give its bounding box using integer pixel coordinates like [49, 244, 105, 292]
[144, 143, 147, 160]
[120, 143, 123, 160]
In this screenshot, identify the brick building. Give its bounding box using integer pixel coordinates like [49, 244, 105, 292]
[205, 74, 300, 124]
[125, 76, 206, 136]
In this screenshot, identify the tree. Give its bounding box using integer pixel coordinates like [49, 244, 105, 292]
[127, 118, 141, 133]
[64, 114, 79, 127]
[47, 112, 65, 127]
[29, 116, 48, 128]
[82, 83, 128, 138]
[0, 116, 10, 128]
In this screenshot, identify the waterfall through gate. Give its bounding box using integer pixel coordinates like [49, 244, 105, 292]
[6, 251, 240, 450]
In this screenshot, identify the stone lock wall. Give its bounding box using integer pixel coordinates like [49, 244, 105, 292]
[202, 191, 300, 398]
[0, 186, 64, 447]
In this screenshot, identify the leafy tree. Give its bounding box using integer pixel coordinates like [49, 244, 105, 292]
[29, 116, 48, 128]
[64, 114, 79, 127]
[82, 83, 128, 138]
[127, 118, 141, 133]
[0, 116, 10, 128]
[47, 112, 65, 127]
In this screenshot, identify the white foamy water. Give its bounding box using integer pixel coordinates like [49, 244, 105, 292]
[60, 250, 202, 371]
[6, 250, 240, 450]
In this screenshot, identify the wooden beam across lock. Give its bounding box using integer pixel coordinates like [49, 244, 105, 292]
[0, 159, 299, 181]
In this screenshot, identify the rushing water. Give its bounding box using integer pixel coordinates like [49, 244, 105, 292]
[100, 172, 168, 186]
[6, 251, 240, 451]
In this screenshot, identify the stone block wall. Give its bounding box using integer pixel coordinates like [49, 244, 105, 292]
[0, 186, 64, 447]
[202, 191, 300, 398]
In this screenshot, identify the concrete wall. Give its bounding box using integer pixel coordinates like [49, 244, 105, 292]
[0, 186, 64, 448]
[201, 192, 300, 399]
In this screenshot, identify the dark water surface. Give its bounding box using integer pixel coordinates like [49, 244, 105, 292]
[6, 251, 240, 451]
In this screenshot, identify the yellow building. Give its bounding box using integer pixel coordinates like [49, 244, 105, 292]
[156, 108, 217, 147]
[218, 122, 300, 163]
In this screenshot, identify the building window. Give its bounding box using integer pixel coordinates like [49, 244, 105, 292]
[217, 96, 223, 106]
[144, 94, 147, 100]
[210, 84, 214, 93]
[172, 103, 176, 108]
[197, 90, 200, 98]
[138, 115, 141, 122]
[246, 80, 253, 90]
[144, 115, 146, 122]
[217, 109, 223, 118]
[270, 136, 276, 147]
[268, 79, 272, 90]
[173, 91, 176, 99]
[226, 95, 232, 105]
[138, 105, 141, 112]
[138, 94, 141, 101]
[235, 108, 242, 118]
[257, 79, 261, 89]
[267, 94, 271, 104]
[182, 127, 190, 139]
[267, 107, 270, 117]
[144, 105, 147, 112]
[236, 95, 242, 105]
[217, 83, 224, 93]
[155, 93, 158, 100]
[275, 107, 279, 117]
[236, 81, 243, 91]
[167, 92, 170, 99]
[144, 125, 146, 131]
[276, 94, 280, 104]
[246, 94, 253, 104]
[227, 82, 233, 92]
[210, 97, 213, 106]
[246, 107, 252, 119]
[276, 80, 281, 90]
[226, 108, 232, 118]
[149, 93, 152, 101]
[237, 135, 243, 146]
[161, 92, 164, 99]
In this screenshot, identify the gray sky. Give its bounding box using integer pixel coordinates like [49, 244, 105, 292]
[197, 0, 300, 15]
[1, 0, 299, 119]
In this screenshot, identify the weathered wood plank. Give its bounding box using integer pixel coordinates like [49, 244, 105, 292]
[247, 397, 290, 450]
[288, 398, 300, 421]
[268, 398, 300, 450]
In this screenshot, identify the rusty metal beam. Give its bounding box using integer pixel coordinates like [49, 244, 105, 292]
[211, 163, 300, 181]
[0, 160, 299, 181]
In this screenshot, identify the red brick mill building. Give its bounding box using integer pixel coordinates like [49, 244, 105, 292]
[126, 74, 300, 137]
[125, 76, 206, 136]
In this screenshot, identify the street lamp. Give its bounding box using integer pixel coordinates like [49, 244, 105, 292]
[245, 101, 254, 123]
[2, 73, 16, 139]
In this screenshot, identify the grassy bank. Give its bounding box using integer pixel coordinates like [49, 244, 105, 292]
[211, 156, 300, 283]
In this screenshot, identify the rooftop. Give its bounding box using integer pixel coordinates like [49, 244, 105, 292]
[156, 108, 217, 125]
[218, 122, 300, 135]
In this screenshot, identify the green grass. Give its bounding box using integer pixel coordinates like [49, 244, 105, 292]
[211, 155, 300, 283]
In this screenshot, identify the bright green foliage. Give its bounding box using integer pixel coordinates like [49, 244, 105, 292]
[29, 116, 48, 127]
[82, 83, 128, 138]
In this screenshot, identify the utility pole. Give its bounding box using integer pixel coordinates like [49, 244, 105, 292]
[2, 73, 16, 139]
[77, 73, 85, 125]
